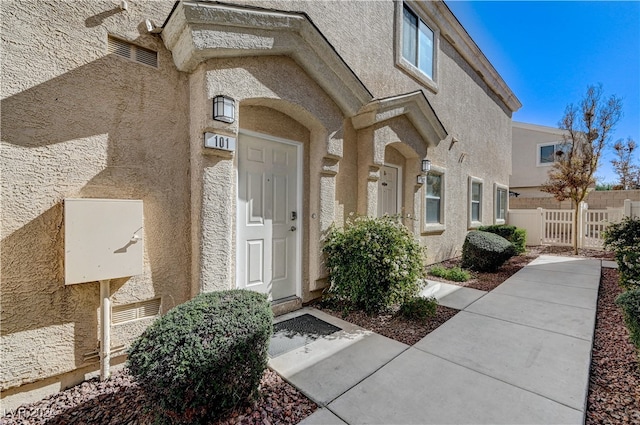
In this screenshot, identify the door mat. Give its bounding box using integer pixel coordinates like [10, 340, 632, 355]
[268, 313, 342, 358]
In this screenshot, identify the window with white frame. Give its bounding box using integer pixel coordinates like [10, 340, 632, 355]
[401, 3, 436, 81]
[468, 177, 483, 228]
[425, 173, 442, 223]
[495, 184, 508, 224]
[538, 142, 571, 165]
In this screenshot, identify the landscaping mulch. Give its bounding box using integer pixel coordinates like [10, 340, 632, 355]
[0, 369, 316, 425]
[317, 304, 459, 346]
[586, 267, 640, 424]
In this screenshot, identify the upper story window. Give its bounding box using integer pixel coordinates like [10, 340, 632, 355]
[397, 2, 439, 91]
[538, 142, 571, 166]
[402, 4, 434, 80]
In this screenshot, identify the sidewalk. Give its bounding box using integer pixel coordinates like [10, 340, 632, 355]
[269, 255, 602, 425]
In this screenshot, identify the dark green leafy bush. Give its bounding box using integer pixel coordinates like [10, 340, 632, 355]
[323, 215, 426, 314]
[399, 297, 437, 322]
[478, 224, 527, 254]
[428, 265, 471, 282]
[615, 289, 640, 353]
[604, 217, 640, 290]
[127, 290, 273, 424]
[461, 231, 516, 272]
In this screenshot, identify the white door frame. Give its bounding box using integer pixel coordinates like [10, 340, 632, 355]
[236, 129, 303, 300]
[378, 163, 403, 216]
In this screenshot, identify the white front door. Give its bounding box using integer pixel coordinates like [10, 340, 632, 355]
[378, 165, 400, 216]
[237, 131, 301, 301]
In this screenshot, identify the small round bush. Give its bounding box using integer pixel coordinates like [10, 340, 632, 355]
[461, 231, 516, 272]
[429, 266, 471, 282]
[479, 224, 527, 254]
[399, 297, 437, 322]
[604, 217, 640, 290]
[615, 289, 640, 353]
[127, 290, 273, 424]
[323, 215, 426, 314]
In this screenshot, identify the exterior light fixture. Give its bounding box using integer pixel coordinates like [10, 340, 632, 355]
[213, 95, 235, 123]
[421, 159, 431, 173]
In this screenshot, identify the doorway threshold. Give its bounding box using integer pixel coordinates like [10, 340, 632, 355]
[272, 296, 302, 317]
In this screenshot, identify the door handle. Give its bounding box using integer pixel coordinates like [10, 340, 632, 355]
[291, 211, 297, 221]
[290, 226, 297, 232]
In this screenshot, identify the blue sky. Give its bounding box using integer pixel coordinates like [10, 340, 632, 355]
[445, 0, 640, 184]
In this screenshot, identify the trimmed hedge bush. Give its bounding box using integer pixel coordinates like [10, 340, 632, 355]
[399, 296, 437, 322]
[323, 215, 426, 314]
[127, 290, 273, 424]
[615, 289, 640, 354]
[461, 231, 516, 272]
[604, 216, 640, 290]
[428, 265, 471, 282]
[478, 224, 527, 254]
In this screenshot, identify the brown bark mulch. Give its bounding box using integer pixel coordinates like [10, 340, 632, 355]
[317, 304, 459, 346]
[0, 369, 316, 425]
[586, 268, 640, 424]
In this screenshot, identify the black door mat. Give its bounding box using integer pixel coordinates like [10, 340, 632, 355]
[269, 313, 342, 358]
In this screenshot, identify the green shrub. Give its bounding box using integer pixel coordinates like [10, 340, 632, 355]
[604, 217, 640, 290]
[127, 290, 273, 424]
[478, 224, 527, 254]
[615, 289, 640, 353]
[461, 231, 516, 272]
[399, 296, 437, 322]
[323, 215, 426, 314]
[428, 266, 471, 282]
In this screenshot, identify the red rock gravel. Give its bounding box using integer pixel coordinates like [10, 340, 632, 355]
[0, 369, 316, 425]
[586, 268, 640, 424]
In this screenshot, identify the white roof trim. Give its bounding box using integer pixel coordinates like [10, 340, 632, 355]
[162, 1, 372, 116]
[352, 91, 448, 148]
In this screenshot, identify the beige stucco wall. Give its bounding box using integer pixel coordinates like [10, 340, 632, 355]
[1, 0, 191, 405]
[1, 0, 518, 408]
[510, 121, 567, 194]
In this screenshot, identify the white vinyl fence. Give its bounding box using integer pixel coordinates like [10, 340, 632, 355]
[508, 199, 639, 249]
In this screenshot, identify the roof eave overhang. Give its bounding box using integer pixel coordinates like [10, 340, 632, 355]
[352, 91, 448, 148]
[162, 1, 373, 117]
[426, 1, 522, 113]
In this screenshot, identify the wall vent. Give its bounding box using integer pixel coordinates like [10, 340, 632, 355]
[108, 36, 158, 68]
[112, 297, 161, 325]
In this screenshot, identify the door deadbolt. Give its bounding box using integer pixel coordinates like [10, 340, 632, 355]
[290, 226, 297, 232]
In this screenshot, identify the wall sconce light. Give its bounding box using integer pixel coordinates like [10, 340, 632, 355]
[213, 95, 235, 123]
[417, 175, 427, 185]
[421, 159, 431, 173]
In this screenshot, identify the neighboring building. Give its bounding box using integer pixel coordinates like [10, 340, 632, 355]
[510, 121, 572, 197]
[1, 0, 520, 408]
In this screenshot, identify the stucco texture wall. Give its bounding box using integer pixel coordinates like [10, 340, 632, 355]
[232, 0, 514, 264]
[1, 0, 190, 392]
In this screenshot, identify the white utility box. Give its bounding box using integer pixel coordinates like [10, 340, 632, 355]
[64, 198, 144, 285]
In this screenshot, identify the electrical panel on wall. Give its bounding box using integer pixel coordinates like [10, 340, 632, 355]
[64, 199, 143, 285]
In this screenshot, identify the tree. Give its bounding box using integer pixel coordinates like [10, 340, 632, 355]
[541, 84, 623, 254]
[611, 137, 640, 190]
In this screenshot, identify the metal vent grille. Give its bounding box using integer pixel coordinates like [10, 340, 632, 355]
[112, 298, 161, 325]
[108, 36, 158, 68]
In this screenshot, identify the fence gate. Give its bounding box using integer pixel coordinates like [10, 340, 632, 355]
[542, 209, 574, 246]
[509, 199, 638, 250]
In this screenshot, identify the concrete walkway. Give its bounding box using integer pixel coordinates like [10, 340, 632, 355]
[269, 255, 602, 425]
